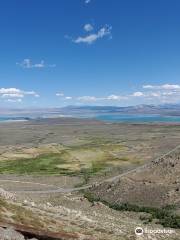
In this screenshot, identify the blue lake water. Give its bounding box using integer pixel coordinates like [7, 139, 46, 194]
[1, 114, 180, 123]
[95, 114, 180, 123]
[0, 117, 30, 122]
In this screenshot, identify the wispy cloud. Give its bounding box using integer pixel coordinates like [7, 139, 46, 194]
[56, 92, 64, 97]
[16, 59, 56, 69]
[106, 95, 128, 100]
[132, 92, 144, 97]
[56, 93, 128, 103]
[130, 84, 180, 103]
[56, 83, 180, 105]
[1, 93, 24, 98]
[73, 25, 112, 44]
[143, 84, 180, 90]
[6, 98, 22, 103]
[77, 96, 98, 102]
[85, 0, 91, 4]
[84, 24, 93, 32]
[76, 95, 128, 102]
[65, 96, 72, 100]
[0, 88, 39, 103]
[56, 92, 73, 100]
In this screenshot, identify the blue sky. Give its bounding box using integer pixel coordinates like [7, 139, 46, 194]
[1, 0, 180, 107]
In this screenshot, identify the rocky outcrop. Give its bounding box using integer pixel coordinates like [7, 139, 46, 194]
[0, 227, 37, 240]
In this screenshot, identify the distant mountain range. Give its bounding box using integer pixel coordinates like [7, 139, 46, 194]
[61, 104, 180, 116]
[1, 104, 180, 118]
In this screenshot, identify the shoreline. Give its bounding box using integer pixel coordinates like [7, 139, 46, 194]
[0, 119, 29, 124]
[1, 116, 180, 126]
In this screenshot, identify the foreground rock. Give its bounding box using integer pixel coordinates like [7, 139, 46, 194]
[0, 188, 16, 201]
[0, 227, 37, 240]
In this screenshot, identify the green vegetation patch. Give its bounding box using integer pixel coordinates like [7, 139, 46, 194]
[84, 192, 180, 229]
[0, 141, 129, 176]
[0, 140, 138, 182]
[0, 153, 68, 175]
[0, 151, 109, 177]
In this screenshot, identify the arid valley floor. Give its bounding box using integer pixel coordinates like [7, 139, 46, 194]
[0, 118, 180, 239]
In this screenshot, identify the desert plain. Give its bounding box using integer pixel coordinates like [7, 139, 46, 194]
[0, 118, 180, 239]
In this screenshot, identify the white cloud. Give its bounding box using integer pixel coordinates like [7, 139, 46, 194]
[33, 60, 45, 68]
[77, 94, 128, 102]
[55, 83, 180, 105]
[0, 88, 39, 102]
[132, 92, 144, 97]
[56, 92, 64, 97]
[149, 92, 161, 97]
[106, 95, 128, 100]
[56, 93, 72, 100]
[1, 93, 24, 98]
[65, 96, 72, 100]
[0, 88, 22, 94]
[77, 96, 97, 102]
[84, 24, 93, 32]
[17, 59, 56, 69]
[107, 95, 120, 100]
[6, 98, 22, 103]
[130, 83, 180, 104]
[143, 84, 180, 90]
[73, 25, 112, 44]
